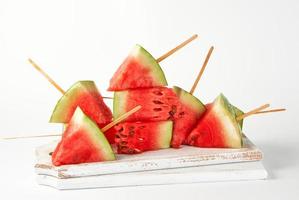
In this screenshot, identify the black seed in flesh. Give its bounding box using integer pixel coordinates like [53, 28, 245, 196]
[153, 108, 162, 112]
[49, 152, 53, 156]
[139, 125, 146, 129]
[153, 100, 164, 104]
[153, 91, 163, 96]
[115, 134, 121, 139]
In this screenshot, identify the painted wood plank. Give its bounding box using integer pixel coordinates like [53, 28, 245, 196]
[35, 136, 262, 178]
[36, 161, 268, 190]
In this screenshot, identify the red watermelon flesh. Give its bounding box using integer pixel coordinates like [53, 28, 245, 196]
[171, 86, 206, 148]
[186, 94, 242, 148]
[115, 121, 173, 154]
[52, 108, 115, 166]
[113, 87, 182, 122]
[50, 81, 112, 128]
[108, 45, 167, 91]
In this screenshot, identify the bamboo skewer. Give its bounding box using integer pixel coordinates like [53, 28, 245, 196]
[1, 105, 141, 140]
[254, 108, 286, 114]
[28, 59, 113, 99]
[28, 58, 65, 94]
[236, 104, 270, 121]
[101, 105, 141, 132]
[190, 46, 214, 94]
[156, 34, 198, 62]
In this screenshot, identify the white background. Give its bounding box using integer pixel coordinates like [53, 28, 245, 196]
[0, 0, 298, 199]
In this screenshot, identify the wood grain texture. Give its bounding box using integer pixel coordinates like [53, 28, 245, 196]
[35, 136, 263, 179]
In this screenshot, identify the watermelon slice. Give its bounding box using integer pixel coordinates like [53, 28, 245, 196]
[186, 94, 242, 148]
[232, 105, 244, 129]
[113, 87, 181, 122]
[171, 86, 206, 148]
[52, 108, 115, 166]
[108, 45, 167, 91]
[50, 81, 112, 128]
[115, 121, 173, 154]
[206, 103, 244, 130]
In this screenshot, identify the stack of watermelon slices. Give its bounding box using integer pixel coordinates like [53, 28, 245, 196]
[49, 44, 246, 166]
[109, 45, 207, 152]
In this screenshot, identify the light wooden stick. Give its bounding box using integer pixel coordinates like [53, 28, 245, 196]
[101, 105, 141, 132]
[28, 58, 65, 94]
[0, 105, 141, 140]
[255, 108, 286, 114]
[236, 104, 270, 121]
[28, 58, 113, 99]
[190, 46, 214, 94]
[156, 34, 198, 62]
[0, 134, 62, 140]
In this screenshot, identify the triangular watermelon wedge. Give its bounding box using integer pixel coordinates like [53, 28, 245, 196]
[50, 81, 112, 127]
[186, 94, 242, 148]
[108, 45, 167, 91]
[52, 107, 115, 166]
[171, 86, 206, 148]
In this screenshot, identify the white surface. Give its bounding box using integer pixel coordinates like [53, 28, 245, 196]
[0, 132, 298, 199]
[0, 0, 298, 199]
[36, 162, 267, 190]
[35, 136, 262, 178]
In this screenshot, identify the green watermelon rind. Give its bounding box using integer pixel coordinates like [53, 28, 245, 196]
[50, 81, 98, 123]
[72, 108, 115, 161]
[113, 91, 128, 119]
[172, 86, 206, 116]
[214, 94, 243, 148]
[133, 44, 168, 86]
[232, 105, 244, 130]
[157, 121, 173, 148]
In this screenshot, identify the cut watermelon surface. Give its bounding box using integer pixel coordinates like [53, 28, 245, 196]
[115, 121, 173, 154]
[108, 45, 167, 91]
[50, 81, 112, 127]
[171, 86, 206, 148]
[186, 94, 242, 148]
[52, 108, 115, 166]
[113, 87, 181, 122]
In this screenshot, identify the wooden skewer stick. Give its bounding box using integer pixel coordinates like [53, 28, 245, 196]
[102, 105, 141, 132]
[1, 105, 141, 140]
[254, 108, 286, 115]
[156, 34, 198, 62]
[190, 46, 214, 94]
[28, 58, 65, 94]
[236, 104, 270, 121]
[28, 58, 113, 99]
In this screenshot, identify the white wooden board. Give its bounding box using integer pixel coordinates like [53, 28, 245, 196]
[36, 161, 268, 190]
[35, 136, 262, 178]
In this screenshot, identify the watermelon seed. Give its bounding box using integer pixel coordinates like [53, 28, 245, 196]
[120, 141, 128, 145]
[139, 125, 146, 129]
[153, 91, 163, 96]
[153, 100, 164, 104]
[49, 152, 53, 156]
[153, 108, 162, 111]
[115, 134, 120, 139]
[118, 127, 124, 132]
